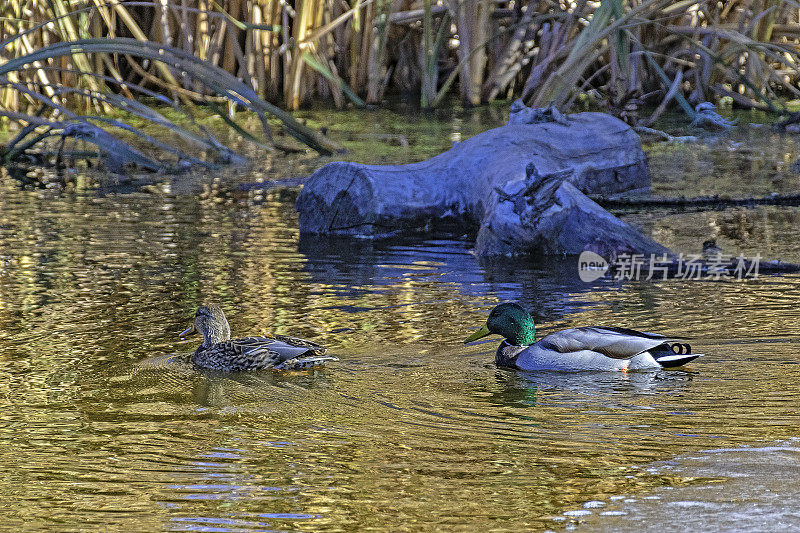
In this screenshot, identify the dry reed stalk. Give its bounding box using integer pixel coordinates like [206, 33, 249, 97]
[641, 68, 682, 126]
[353, 1, 375, 96]
[421, 0, 436, 107]
[481, 6, 534, 101]
[285, 0, 312, 109]
[448, 0, 489, 105]
[366, 0, 389, 103]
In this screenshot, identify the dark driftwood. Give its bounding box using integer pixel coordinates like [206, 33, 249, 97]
[474, 165, 669, 256]
[594, 193, 800, 211]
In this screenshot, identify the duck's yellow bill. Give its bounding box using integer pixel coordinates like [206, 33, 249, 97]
[464, 324, 491, 343]
[179, 325, 196, 338]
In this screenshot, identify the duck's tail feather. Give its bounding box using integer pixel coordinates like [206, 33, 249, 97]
[651, 342, 703, 368]
[654, 352, 703, 367]
[273, 355, 339, 371]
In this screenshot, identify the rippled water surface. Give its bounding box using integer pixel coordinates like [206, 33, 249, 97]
[2, 111, 800, 531]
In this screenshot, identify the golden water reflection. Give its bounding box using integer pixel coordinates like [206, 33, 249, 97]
[2, 124, 800, 529]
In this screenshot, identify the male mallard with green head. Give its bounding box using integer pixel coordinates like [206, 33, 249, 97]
[180, 304, 337, 371]
[465, 303, 702, 372]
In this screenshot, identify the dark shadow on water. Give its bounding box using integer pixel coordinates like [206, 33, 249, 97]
[298, 234, 620, 320]
[187, 367, 337, 408]
[515, 368, 696, 393]
[484, 367, 697, 409]
[133, 351, 337, 408]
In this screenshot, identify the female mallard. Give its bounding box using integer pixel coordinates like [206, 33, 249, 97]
[464, 303, 702, 372]
[180, 304, 337, 371]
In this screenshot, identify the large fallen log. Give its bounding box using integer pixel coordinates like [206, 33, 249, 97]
[296, 111, 656, 257]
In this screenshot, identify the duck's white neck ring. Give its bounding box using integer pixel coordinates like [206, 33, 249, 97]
[496, 340, 527, 369]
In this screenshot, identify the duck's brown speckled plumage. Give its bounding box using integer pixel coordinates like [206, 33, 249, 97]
[192, 334, 331, 371]
[181, 304, 337, 371]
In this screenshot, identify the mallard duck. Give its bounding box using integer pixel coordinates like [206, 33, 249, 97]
[180, 304, 337, 371]
[464, 303, 702, 372]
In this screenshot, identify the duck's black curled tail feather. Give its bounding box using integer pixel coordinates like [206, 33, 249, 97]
[650, 342, 703, 368]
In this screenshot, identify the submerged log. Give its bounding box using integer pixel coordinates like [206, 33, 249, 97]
[595, 192, 800, 211]
[296, 111, 655, 256]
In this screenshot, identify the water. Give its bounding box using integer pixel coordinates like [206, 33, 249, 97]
[2, 111, 800, 530]
[575, 439, 800, 532]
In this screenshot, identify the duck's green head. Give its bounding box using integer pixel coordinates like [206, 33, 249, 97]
[464, 303, 536, 346]
[180, 303, 232, 348]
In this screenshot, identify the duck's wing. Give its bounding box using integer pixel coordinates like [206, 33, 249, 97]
[270, 334, 327, 355]
[537, 327, 670, 360]
[258, 335, 337, 371]
[231, 335, 326, 362]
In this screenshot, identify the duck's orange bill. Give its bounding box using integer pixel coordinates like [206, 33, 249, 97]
[179, 324, 196, 338]
[464, 324, 491, 344]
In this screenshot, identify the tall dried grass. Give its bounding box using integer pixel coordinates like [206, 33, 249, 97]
[4, 1, 800, 121]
